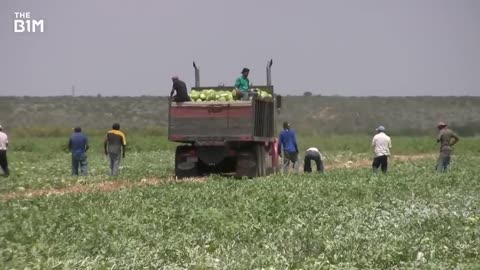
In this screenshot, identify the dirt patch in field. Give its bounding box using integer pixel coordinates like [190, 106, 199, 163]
[395, 153, 436, 161]
[0, 177, 206, 201]
[326, 153, 436, 170]
[0, 154, 435, 201]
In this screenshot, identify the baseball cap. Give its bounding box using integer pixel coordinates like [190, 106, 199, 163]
[0, 124, 3, 129]
[437, 122, 447, 127]
[241, 68, 250, 73]
[376, 126, 386, 132]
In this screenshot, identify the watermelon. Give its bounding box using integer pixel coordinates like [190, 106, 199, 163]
[207, 92, 216, 101]
[190, 92, 199, 100]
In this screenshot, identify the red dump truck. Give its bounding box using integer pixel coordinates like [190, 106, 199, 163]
[168, 60, 282, 178]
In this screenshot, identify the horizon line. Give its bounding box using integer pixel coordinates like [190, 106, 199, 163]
[1, 94, 480, 98]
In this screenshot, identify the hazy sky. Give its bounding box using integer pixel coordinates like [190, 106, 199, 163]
[1, 0, 479, 96]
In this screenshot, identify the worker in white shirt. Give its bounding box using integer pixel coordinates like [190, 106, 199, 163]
[371, 125, 392, 174]
[0, 125, 9, 177]
[304, 147, 324, 173]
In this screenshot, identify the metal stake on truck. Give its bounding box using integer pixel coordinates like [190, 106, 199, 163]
[168, 60, 282, 178]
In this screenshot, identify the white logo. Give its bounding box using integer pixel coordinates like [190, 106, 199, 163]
[14, 12, 45, 33]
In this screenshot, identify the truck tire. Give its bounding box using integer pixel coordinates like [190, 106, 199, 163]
[263, 142, 274, 175]
[256, 144, 267, 177]
[175, 145, 199, 178]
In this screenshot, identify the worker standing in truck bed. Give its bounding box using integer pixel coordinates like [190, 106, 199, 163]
[170, 76, 191, 102]
[235, 68, 251, 100]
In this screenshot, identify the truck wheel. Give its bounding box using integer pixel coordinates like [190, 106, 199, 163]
[175, 145, 199, 178]
[263, 142, 274, 175]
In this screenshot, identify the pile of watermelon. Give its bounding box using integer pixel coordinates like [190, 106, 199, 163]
[189, 89, 273, 102]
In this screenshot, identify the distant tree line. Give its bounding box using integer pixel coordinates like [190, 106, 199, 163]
[1, 96, 479, 137]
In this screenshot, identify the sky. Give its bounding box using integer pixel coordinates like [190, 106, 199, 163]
[0, 0, 479, 96]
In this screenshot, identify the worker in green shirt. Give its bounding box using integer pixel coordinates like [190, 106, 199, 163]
[235, 68, 251, 100]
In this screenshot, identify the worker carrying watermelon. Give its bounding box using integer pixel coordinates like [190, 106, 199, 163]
[234, 68, 251, 100]
[170, 76, 191, 102]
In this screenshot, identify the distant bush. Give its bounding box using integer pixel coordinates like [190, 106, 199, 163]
[12, 127, 71, 138]
[10, 141, 36, 152]
[450, 121, 480, 136]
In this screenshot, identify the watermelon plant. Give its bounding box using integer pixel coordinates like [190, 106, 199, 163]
[0, 135, 479, 268]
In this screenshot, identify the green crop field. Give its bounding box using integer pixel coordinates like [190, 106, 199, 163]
[1, 135, 479, 269]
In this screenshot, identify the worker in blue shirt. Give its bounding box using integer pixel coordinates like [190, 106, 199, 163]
[68, 127, 89, 176]
[278, 122, 299, 173]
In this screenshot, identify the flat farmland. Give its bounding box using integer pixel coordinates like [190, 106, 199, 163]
[0, 136, 479, 269]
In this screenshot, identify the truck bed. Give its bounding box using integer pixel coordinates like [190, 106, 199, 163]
[168, 99, 274, 142]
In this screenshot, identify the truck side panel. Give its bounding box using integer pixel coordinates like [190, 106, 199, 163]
[169, 103, 253, 140]
[253, 100, 274, 138]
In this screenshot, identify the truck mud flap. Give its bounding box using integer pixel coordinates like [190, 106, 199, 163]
[236, 151, 257, 178]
